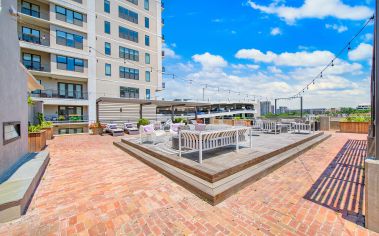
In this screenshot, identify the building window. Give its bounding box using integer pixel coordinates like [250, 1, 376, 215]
[3, 122, 21, 145]
[58, 106, 84, 122]
[119, 46, 139, 61]
[144, 0, 149, 10]
[105, 63, 111, 76]
[22, 53, 41, 71]
[104, 21, 111, 34]
[145, 35, 150, 46]
[119, 26, 138, 43]
[57, 55, 84, 72]
[55, 5, 84, 26]
[104, 0, 110, 13]
[145, 53, 150, 64]
[120, 86, 139, 98]
[145, 71, 150, 82]
[56, 30, 83, 49]
[105, 42, 111, 55]
[146, 89, 151, 100]
[127, 0, 138, 5]
[21, 1, 40, 18]
[119, 66, 139, 80]
[58, 83, 84, 99]
[144, 17, 149, 28]
[22, 27, 40, 44]
[118, 6, 138, 24]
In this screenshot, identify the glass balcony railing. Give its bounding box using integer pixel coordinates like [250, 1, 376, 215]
[44, 114, 89, 123]
[31, 89, 88, 100]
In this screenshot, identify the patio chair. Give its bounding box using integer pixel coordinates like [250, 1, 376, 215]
[140, 124, 166, 144]
[169, 123, 184, 136]
[105, 124, 124, 136]
[124, 123, 139, 135]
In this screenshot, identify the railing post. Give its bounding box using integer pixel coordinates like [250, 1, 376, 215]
[236, 129, 239, 152]
[250, 128, 253, 148]
[179, 131, 182, 158]
[199, 132, 202, 164]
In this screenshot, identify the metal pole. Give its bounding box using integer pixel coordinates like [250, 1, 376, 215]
[300, 97, 303, 119]
[202, 87, 205, 101]
[139, 104, 143, 119]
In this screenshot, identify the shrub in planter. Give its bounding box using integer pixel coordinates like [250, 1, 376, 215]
[28, 125, 47, 152]
[137, 118, 150, 128]
[173, 117, 187, 125]
[89, 122, 105, 135]
[41, 121, 54, 140]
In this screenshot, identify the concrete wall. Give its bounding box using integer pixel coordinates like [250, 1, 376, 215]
[0, 0, 29, 179]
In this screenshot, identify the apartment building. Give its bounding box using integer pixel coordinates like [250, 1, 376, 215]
[18, 0, 164, 134]
[259, 101, 271, 116]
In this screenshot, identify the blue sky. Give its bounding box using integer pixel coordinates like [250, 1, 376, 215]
[160, 0, 375, 108]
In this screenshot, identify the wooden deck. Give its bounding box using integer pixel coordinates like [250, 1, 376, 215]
[115, 131, 331, 204]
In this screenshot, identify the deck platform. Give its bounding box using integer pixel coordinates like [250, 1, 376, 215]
[114, 131, 331, 205]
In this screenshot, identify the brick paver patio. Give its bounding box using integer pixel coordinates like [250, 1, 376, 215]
[0, 132, 377, 235]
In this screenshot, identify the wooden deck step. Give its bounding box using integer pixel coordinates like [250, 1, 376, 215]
[114, 133, 331, 205]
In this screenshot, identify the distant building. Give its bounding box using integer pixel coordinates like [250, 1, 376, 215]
[290, 108, 327, 115]
[357, 104, 371, 110]
[270, 105, 275, 114]
[260, 101, 271, 116]
[277, 106, 289, 114]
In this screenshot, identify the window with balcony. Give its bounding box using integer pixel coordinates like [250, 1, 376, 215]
[57, 55, 84, 72]
[22, 27, 40, 44]
[55, 5, 84, 26]
[127, 0, 138, 5]
[119, 46, 139, 61]
[146, 89, 151, 100]
[104, 0, 110, 13]
[120, 66, 139, 80]
[118, 6, 138, 24]
[105, 42, 111, 55]
[120, 86, 139, 98]
[58, 82, 84, 99]
[56, 30, 83, 49]
[145, 35, 150, 46]
[58, 106, 84, 122]
[145, 53, 150, 64]
[21, 1, 40, 18]
[145, 17, 149, 28]
[104, 21, 111, 34]
[145, 71, 150, 82]
[105, 63, 111, 76]
[119, 26, 138, 43]
[144, 0, 149, 10]
[22, 53, 41, 71]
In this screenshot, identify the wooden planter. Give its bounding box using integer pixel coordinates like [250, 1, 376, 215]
[42, 127, 54, 140]
[339, 122, 369, 134]
[28, 130, 47, 152]
[90, 127, 103, 135]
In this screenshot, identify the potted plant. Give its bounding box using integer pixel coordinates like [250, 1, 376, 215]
[58, 115, 66, 121]
[137, 118, 150, 128]
[40, 121, 54, 140]
[173, 117, 187, 125]
[340, 115, 370, 134]
[89, 122, 105, 135]
[28, 125, 47, 152]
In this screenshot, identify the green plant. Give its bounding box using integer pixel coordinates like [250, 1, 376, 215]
[89, 122, 106, 129]
[28, 125, 41, 133]
[37, 112, 45, 125]
[234, 117, 241, 120]
[137, 118, 150, 127]
[69, 116, 80, 122]
[341, 116, 370, 122]
[173, 117, 187, 124]
[27, 96, 34, 106]
[40, 121, 53, 128]
[58, 115, 66, 121]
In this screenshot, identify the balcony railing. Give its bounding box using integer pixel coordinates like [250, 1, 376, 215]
[21, 34, 41, 44]
[23, 62, 45, 71]
[44, 114, 89, 123]
[21, 8, 40, 18]
[31, 89, 88, 100]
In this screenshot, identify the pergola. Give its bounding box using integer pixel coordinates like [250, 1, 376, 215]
[95, 97, 211, 122]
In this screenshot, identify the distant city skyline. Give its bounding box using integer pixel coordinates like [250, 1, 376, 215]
[161, 0, 374, 109]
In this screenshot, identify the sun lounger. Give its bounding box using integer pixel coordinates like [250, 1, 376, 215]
[105, 124, 124, 136]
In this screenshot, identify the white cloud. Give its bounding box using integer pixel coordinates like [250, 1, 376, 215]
[247, 0, 373, 24]
[163, 44, 179, 59]
[231, 64, 260, 70]
[325, 23, 348, 33]
[192, 52, 227, 70]
[235, 48, 334, 67]
[270, 27, 282, 36]
[212, 18, 224, 23]
[268, 66, 282, 74]
[362, 33, 373, 42]
[348, 43, 373, 61]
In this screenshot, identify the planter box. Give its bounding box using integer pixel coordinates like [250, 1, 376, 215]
[42, 127, 54, 140]
[90, 127, 103, 135]
[28, 130, 47, 152]
[339, 122, 369, 134]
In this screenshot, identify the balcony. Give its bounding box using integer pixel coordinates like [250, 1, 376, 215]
[31, 90, 88, 100]
[44, 114, 89, 124]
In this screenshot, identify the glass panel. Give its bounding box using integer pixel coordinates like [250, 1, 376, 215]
[56, 6, 65, 15]
[66, 33, 74, 47]
[68, 84, 74, 97]
[67, 57, 75, 71]
[58, 83, 66, 96]
[74, 12, 83, 20]
[75, 84, 82, 98]
[66, 10, 74, 23]
[57, 55, 66, 64]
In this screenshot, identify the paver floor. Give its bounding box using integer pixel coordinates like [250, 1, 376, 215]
[0, 132, 377, 235]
